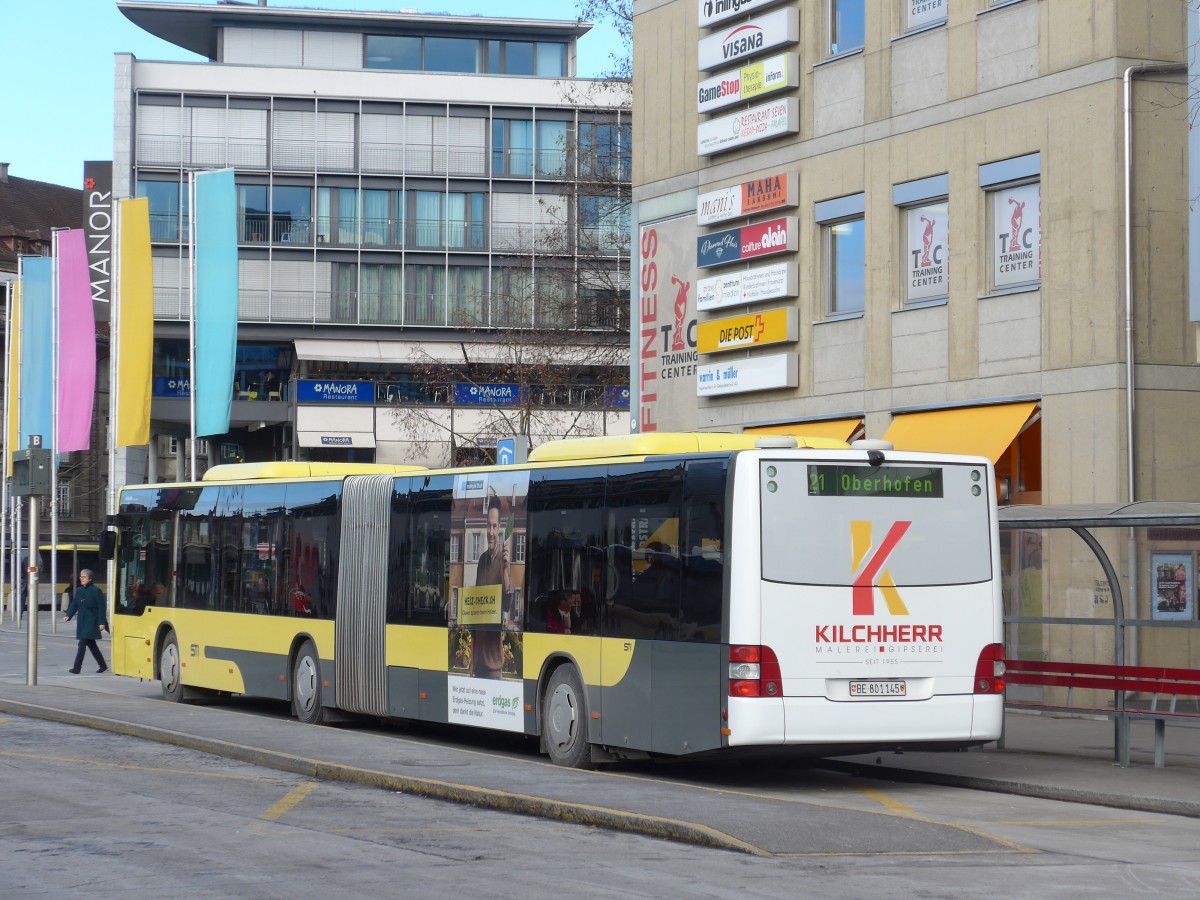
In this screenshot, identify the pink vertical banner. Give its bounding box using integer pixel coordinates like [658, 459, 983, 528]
[56, 229, 97, 452]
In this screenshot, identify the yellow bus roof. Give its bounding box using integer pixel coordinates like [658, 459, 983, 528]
[527, 431, 849, 463]
[201, 461, 427, 482]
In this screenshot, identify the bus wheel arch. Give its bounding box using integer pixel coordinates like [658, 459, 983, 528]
[539, 658, 593, 769]
[290, 637, 327, 725]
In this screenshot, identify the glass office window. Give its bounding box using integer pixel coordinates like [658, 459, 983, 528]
[366, 35, 420, 70]
[138, 180, 187, 242]
[536, 43, 566, 76]
[828, 0, 865, 56]
[446, 192, 485, 250]
[493, 119, 533, 177]
[425, 37, 477, 73]
[239, 184, 269, 243]
[271, 186, 312, 244]
[536, 120, 568, 177]
[826, 216, 865, 315]
[505, 41, 534, 75]
[413, 191, 443, 248]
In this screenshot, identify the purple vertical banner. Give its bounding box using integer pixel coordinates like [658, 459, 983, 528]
[56, 230, 97, 452]
[195, 169, 238, 437]
[19, 257, 54, 450]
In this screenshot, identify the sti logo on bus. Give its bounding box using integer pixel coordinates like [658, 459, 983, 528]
[851, 520, 910, 616]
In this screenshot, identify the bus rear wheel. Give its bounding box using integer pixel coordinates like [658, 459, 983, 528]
[542, 665, 592, 769]
[160, 631, 185, 703]
[292, 640, 326, 725]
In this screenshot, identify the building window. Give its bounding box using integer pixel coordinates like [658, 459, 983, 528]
[492, 119, 533, 176]
[826, 218, 865, 315]
[271, 186, 312, 244]
[450, 534, 461, 564]
[449, 193, 486, 250]
[980, 153, 1041, 293]
[902, 0, 946, 32]
[468, 530, 484, 562]
[138, 179, 188, 243]
[828, 0, 865, 56]
[359, 263, 403, 325]
[317, 187, 360, 246]
[894, 174, 949, 305]
[366, 35, 421, 70]
[536, 120, 569, 177]
[579, 195, 630, 256]
[425, 37, 477, 73]
[816, 193, 866, 316]
[485, 40, 566, 76]
[579, 122, 631, 181]
[58, 481, 72, 517]
[901, 201, 948, 304]
[239, 184, 269, 243]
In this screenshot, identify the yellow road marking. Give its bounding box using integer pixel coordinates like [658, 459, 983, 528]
[854, 785, 1034, 852]
[858, 786, 913, 815]
[0, 750, 285, 783]
[259, 781, 318, 821]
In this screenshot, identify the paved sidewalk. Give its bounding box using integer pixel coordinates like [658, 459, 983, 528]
[2, 612, 1198, 856]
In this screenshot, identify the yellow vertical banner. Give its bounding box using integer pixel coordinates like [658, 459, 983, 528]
[116, 197, 154, 447]
[5, 282, 20, 476]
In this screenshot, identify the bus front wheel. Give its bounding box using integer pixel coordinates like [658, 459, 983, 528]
[542, 665, 592, 769]
[160, 631, 185, 703]
[292, 640, 326, 725]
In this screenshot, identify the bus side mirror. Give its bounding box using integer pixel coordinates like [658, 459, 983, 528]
[99, 531, 117, 560]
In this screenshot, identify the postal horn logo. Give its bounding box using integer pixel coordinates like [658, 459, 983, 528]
[851, 521, 911, 616]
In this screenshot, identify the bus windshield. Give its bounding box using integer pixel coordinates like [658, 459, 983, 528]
[760, 460, 993, 586]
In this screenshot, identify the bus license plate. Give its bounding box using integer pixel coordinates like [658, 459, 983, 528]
[848, 680, 907, 698]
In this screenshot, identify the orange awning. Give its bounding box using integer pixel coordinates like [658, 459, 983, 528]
[882, 402, 1038, 464]
[745, 418, 864, 444]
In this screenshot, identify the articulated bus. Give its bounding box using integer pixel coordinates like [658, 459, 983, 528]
[108, 433, 1004, 767]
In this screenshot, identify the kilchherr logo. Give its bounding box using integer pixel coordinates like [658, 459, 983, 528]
[851, 520, 911, 616]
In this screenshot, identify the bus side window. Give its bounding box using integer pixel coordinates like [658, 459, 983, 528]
[407, 477, 453, 626]
[605, 461, 684, 641]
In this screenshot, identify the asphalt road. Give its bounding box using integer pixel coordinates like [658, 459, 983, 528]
[4, 615, 1200, 898]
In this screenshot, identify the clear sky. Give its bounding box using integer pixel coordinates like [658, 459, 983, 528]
[1, 0, 624, 189]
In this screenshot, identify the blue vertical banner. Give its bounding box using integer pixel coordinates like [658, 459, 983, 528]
[195, 169, 238, 437]
[19, 257, 54, 450]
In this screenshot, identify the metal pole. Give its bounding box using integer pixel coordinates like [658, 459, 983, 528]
[1, 281, 10, 623]
[188, 172, 198, 482]
[50, 230, 60, 634]
[106, 201, 121, 604]
[26, 493, 39, 686]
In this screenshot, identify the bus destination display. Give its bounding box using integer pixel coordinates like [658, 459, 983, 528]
[807, 465, 943, 498]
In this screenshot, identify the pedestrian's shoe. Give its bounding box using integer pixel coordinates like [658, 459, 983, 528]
[97, 666, 108, 674]
[68, 668, 81, 674]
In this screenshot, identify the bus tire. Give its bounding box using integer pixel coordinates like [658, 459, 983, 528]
[160, 630, 186, 703]
[292, 640, 326, 725]
[542, 664, 592, 769]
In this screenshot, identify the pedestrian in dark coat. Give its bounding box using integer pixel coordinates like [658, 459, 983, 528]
[63, 569, 108, 674]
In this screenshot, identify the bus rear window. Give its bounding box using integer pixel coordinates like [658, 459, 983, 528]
[761, 460, 993, 587]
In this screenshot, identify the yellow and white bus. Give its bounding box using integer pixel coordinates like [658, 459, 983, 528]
[4, 542, 104, 611]
[107, 433, 1004, 767]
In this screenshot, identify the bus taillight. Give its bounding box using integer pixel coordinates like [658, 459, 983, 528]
[974, 643, 1006, 694]
[729, 645, 782, 697]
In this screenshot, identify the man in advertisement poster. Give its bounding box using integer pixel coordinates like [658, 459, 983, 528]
[471, 493, 510, 679]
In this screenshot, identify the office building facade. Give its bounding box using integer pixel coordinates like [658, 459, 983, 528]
[116, 0, 631, 479]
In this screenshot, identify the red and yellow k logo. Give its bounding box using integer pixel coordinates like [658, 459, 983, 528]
[851, 521, 911, 616]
